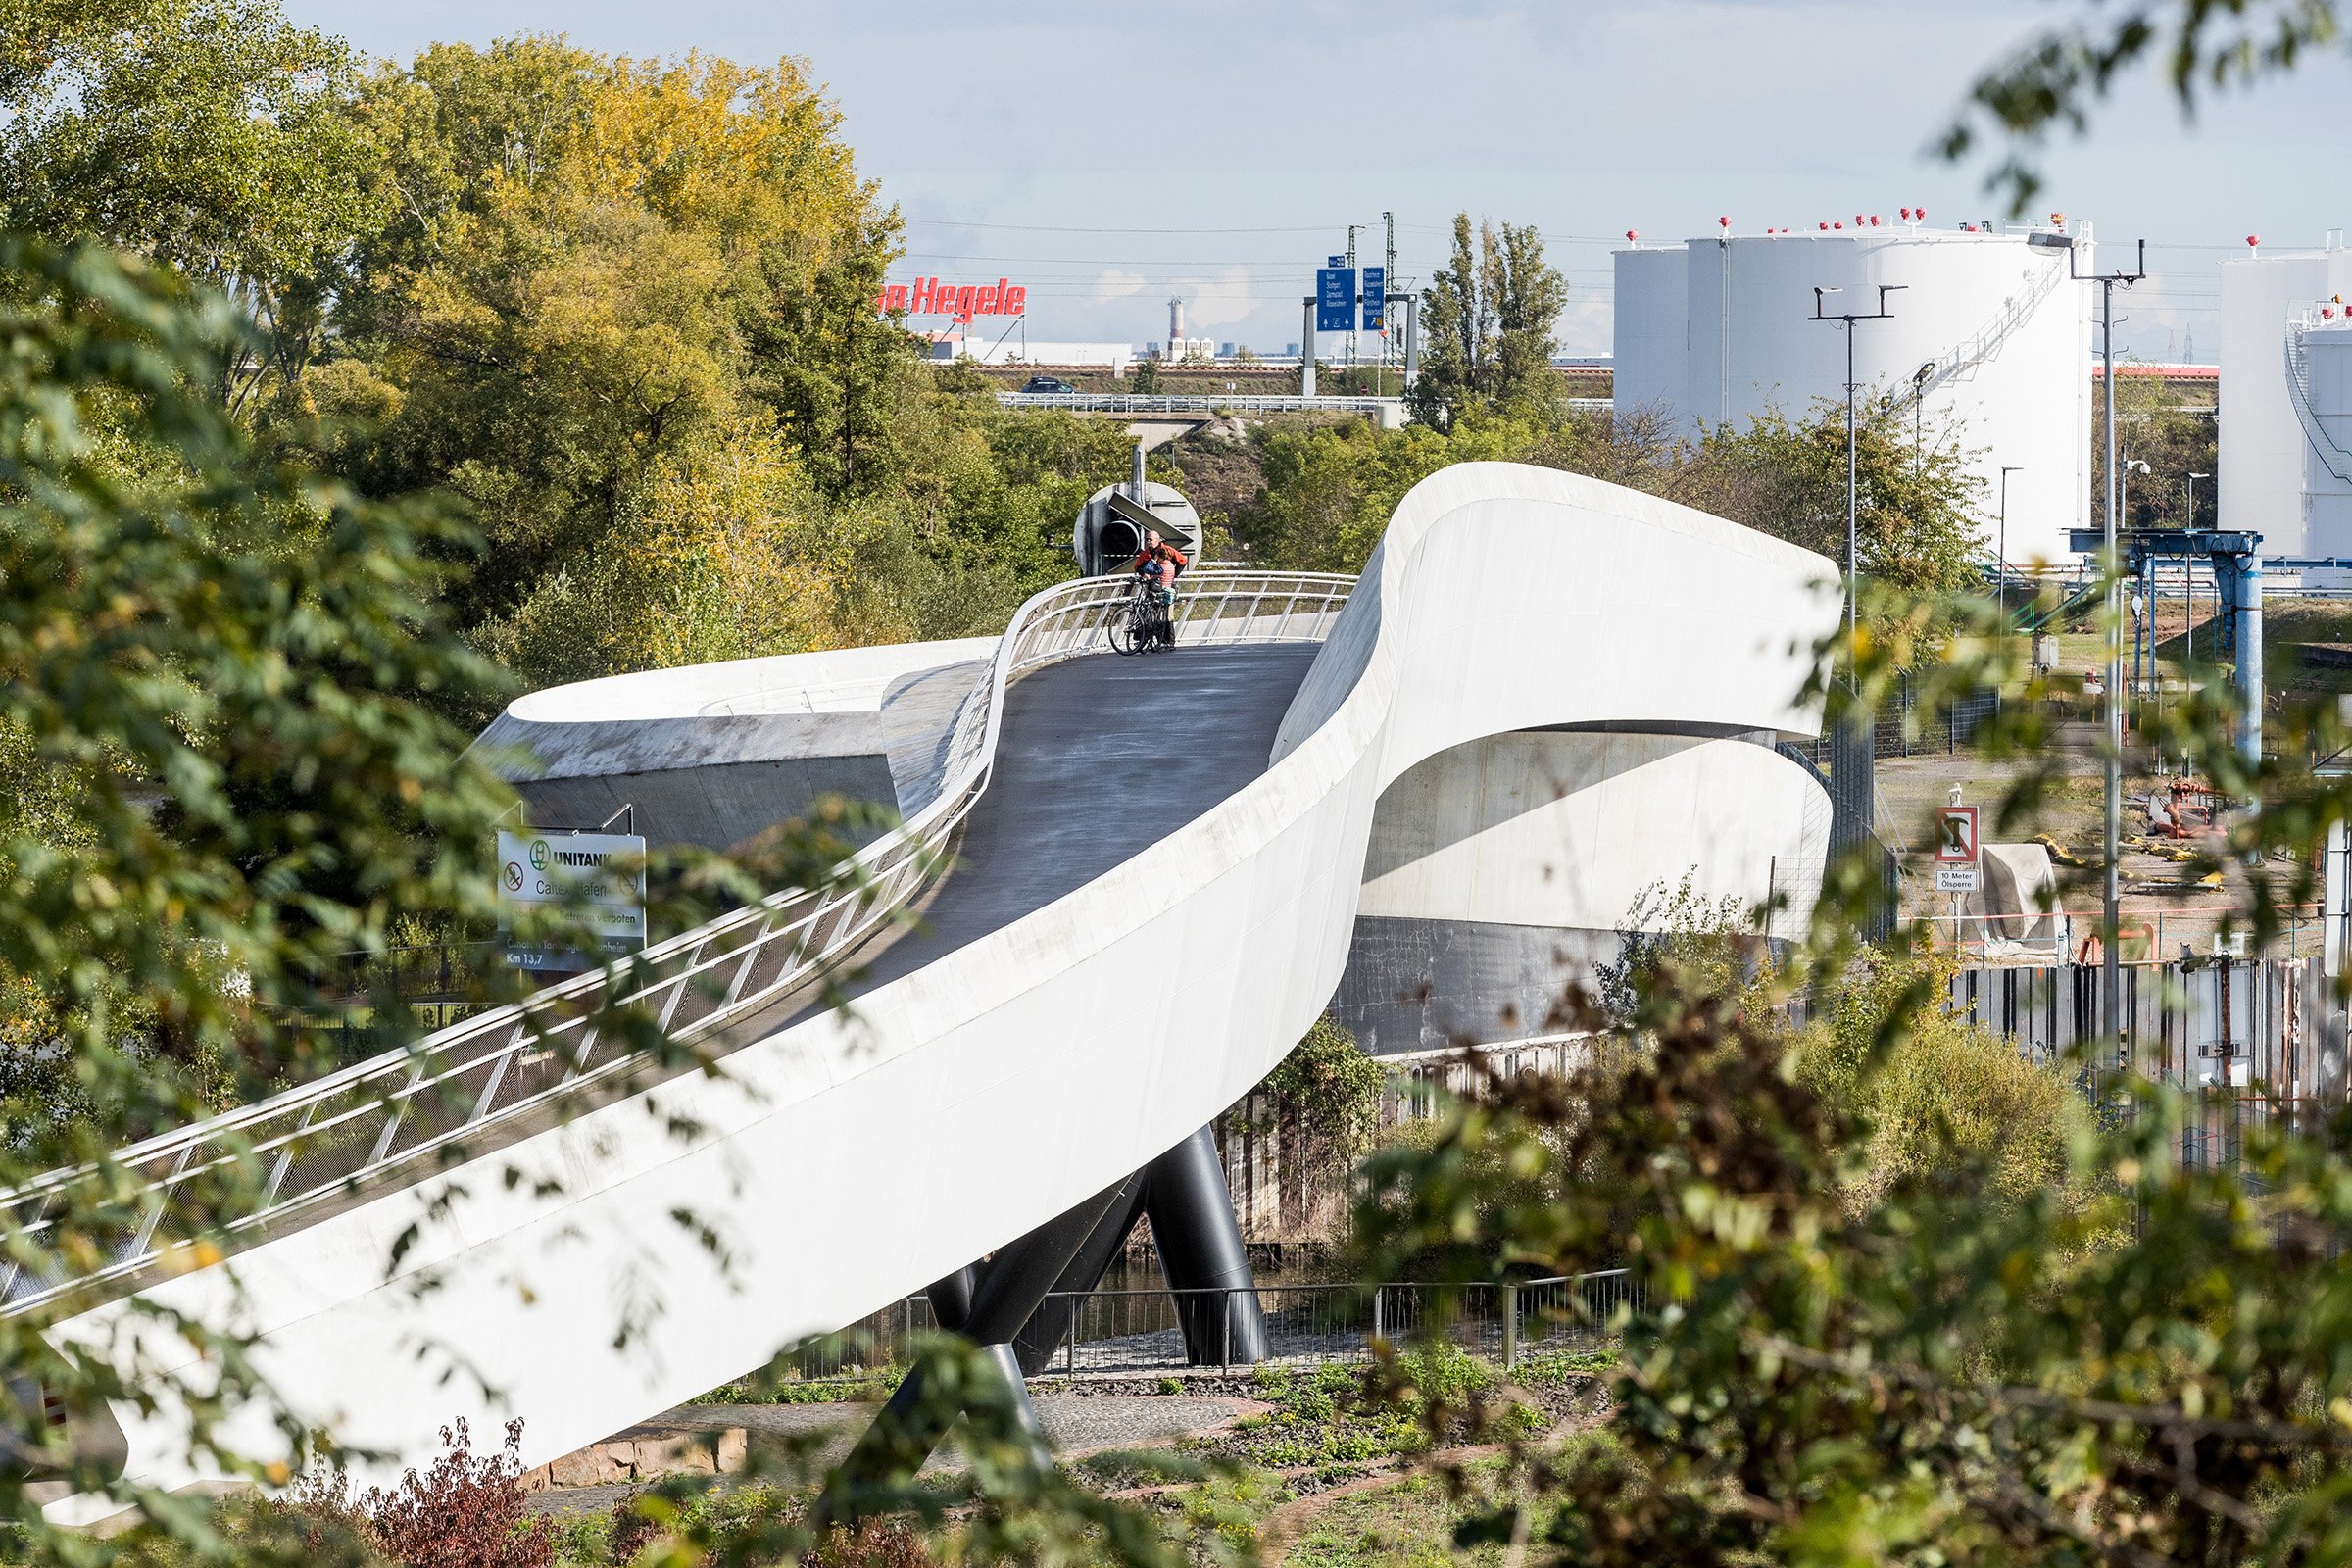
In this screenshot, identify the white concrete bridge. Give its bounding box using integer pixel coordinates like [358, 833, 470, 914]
[17, 464, 1838, 1520]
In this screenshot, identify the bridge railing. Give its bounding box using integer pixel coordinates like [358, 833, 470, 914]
[997, 390, 1404, 417]
[0, 568, 1353, 1317]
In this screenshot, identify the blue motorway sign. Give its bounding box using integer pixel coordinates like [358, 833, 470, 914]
[1316, 266, 1357, 333]
[1360, 266, 1386, 330]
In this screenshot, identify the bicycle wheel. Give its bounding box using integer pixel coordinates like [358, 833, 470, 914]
[1106, 603, 1140, 656]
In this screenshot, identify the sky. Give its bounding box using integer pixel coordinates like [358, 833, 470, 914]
[283, 0, 2352, 362]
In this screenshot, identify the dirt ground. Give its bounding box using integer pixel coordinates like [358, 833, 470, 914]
[1876, 719, 2319, 961]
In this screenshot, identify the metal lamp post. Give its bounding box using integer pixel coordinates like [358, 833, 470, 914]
[2030, 229, 2145, 1046]
[2185, 469, 2211, 527]
[1810, 283, 1905, 906]
[2122, 458, 2150, 671]
[1998, 464, 2024, 633]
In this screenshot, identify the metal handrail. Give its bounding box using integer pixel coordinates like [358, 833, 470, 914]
[0, 567, 1354, 1316]
[2285, 305, 2352, 485]
[997, 391, 1404, 416]
[1884, 251, 2068, 416]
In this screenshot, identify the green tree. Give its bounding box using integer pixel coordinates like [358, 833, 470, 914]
[1677, 401, 1988, 593]
[1225, 396, 1984, 593]
[2096, 371, 2221, 531]
[0, 0, 377, 416]
[0, 233, 522, 1535]
[1408, 213, 1569, 427]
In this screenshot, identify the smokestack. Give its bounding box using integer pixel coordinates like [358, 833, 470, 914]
[1168, 295, 1184, 348]
[1131, 442, 1146, 498]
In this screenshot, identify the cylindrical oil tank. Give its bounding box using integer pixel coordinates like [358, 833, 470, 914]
[1614, 226, 2093, 566]
[1610, 246, 1689, 425]
[2301, 316, 2352, 565]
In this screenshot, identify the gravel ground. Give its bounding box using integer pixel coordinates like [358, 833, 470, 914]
[526, 1395, 1262, 1517]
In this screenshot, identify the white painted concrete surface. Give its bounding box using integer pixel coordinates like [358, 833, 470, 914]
[1357, 731, 1832, 937]
[49, 465, 1838, 1521]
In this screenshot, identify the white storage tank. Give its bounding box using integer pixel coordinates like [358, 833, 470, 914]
[2219, 238, 2352, 555]
[2300, 312, 2352, 566]
[1611, 244, 1689, 426]
[1612, 222, 2094, 566]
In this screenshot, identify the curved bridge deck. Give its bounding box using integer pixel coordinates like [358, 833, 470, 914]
[39, 466, 1839, 1522]
[760, 644, 1320, 1026]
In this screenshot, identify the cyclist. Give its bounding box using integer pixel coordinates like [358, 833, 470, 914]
[1132, 529, 1187, 648]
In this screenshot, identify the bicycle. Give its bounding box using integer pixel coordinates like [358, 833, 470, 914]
[1106, 570, 1175, 656]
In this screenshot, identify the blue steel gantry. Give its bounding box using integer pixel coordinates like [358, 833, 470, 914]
[2070, 528, 2274, 766]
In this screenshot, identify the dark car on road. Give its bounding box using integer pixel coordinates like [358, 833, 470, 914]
[1020, 375, 1080, 395]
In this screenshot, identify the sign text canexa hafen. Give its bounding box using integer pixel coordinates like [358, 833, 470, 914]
[875, 276, 1027, 322]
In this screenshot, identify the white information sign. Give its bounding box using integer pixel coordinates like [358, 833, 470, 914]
[497, 828, 648, 970]
[1936, 864, 1983, 893]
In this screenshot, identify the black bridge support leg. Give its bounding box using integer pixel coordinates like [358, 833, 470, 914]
[1011, 1172, 1150, 1375]
[1144, 1125, 1269, 1366]
[819, 1179, 1129, 1524]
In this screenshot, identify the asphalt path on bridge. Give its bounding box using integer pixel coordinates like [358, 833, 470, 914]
[758, 642, 1321, 1027]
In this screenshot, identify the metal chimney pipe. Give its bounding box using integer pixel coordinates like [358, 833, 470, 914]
[1130, 442, 1146, 499]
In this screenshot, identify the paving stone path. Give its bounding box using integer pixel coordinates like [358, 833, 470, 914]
[526, 1395, 1262, 1517]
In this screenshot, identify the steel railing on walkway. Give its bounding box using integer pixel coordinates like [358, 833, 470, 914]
[0, 567, 1355, 1317]
[997, 391, 1405, 417]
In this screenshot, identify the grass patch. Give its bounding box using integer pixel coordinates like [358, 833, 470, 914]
[1210, 1348, 1540, 1472]
[1511, 1348, 1618, 1390]
[1283, 1463, 1527, 1568]
[690, 1367, 905, 1405]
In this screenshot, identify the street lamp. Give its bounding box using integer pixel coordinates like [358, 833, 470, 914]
[1998, 465, 2025, 633]
[1810, 282, 1906, 897]
[2029, 227, 2145, 1049]
[2185, 469, 2211, 528]
[1912, 361, 1935, 477]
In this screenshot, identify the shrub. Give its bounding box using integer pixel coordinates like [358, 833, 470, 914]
[358, 1419, 554, 1568]
[806, 1518, 933, 1567]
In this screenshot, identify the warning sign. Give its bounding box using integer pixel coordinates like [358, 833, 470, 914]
[1934, 805, 1981, 865]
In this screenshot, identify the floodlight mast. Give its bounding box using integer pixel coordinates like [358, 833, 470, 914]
[2032, 229, 2146, 1049]
[1810, 282, 1904, 927]
[1810, 284, 1905, 658]
[1999, 465, 2025, 633]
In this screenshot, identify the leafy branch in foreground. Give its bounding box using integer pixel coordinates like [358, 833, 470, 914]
[1338, 573, 2352, 1568]
[0, 233, 912, 1549]
[1942, 0, 2346, 212]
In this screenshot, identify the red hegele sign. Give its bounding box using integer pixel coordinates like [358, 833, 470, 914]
[876, 277, 1028, 322]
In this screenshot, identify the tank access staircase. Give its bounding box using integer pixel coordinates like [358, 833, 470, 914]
[1881, 245, 2071, 418]
[2285, 304, 2352, 486]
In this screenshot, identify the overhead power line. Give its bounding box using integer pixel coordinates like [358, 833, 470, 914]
[902, 219, 1348, 235]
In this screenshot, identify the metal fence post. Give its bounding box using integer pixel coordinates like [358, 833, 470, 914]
[1222, 1288, 1233, 1368]
[1500, 1282, 1518, 1372]
[1371, 1283, 1383, 1347]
